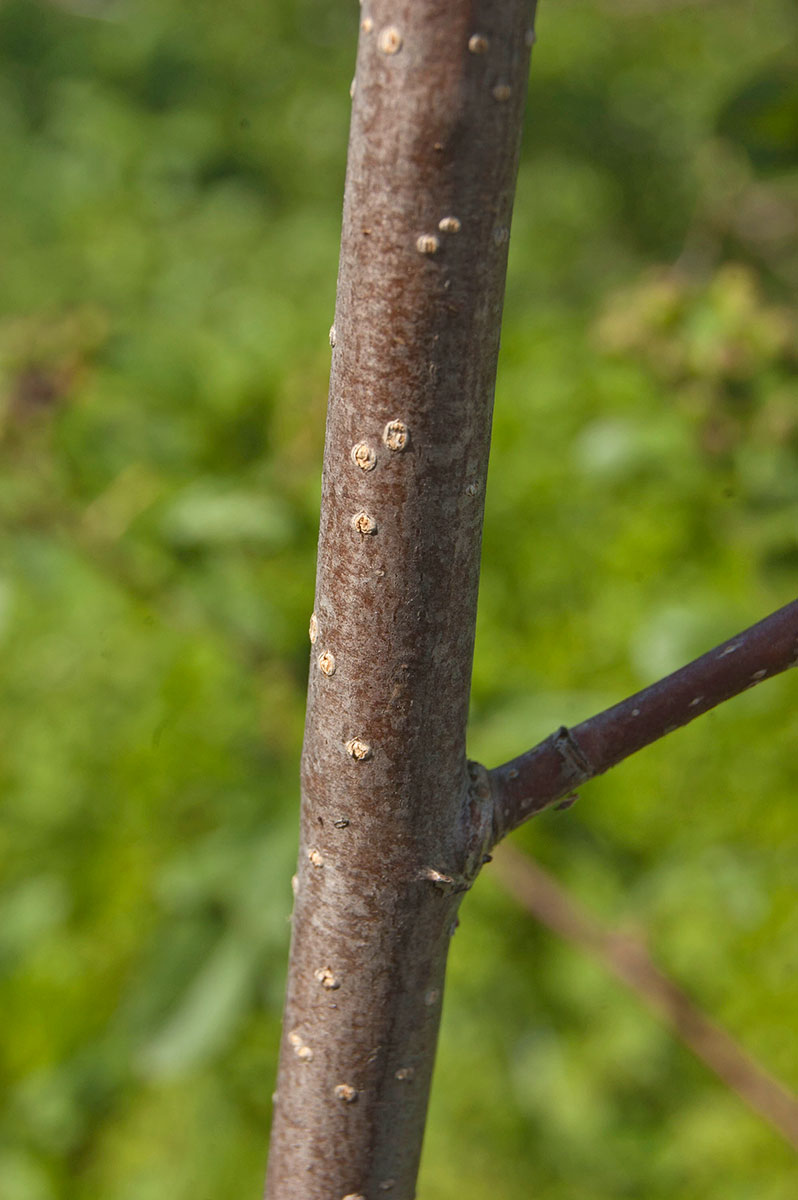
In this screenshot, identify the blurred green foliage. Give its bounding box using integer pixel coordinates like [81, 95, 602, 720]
[0, 0, 796, 1196]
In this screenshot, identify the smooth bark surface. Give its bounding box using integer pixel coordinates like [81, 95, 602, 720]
[266, 5, 535, 1196]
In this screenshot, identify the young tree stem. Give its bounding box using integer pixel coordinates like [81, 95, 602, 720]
[266, 5, 536, 1196]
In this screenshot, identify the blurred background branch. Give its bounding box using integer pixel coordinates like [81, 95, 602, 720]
[493, 843, 798, 1151]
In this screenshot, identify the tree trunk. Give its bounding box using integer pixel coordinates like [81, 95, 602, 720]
[265, 3, 536, 1196]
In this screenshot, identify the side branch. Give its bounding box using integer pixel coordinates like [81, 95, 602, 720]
[490, 598, 798, 841]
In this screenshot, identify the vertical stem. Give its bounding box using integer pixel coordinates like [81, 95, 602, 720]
[266, 4, 535, 1196]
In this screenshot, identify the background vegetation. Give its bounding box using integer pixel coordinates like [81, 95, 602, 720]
[1, 1, 796, 1196]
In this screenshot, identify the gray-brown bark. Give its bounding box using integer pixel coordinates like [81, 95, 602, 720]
[265, 4, 536, 1197]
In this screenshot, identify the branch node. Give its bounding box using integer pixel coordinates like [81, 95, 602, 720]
[288, 1030, 314, 1062]
[464, 758, 495, 874]
[468, 34, 489, 55]
[351, 442, 377, 471]
[554, 725, 593, 782]
[377, 26, 402, 56]
[351, 511, 378, 535]
[383, 420, 409, 451]
[314, 966, 340, 990]
[318, 650, 336, 676]
[418, 866, 455, 888]
[345, 737, 372, 760]
[416, 234, 440, 255]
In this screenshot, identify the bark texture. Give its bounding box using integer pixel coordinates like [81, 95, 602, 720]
[266, 4, 535, 1197]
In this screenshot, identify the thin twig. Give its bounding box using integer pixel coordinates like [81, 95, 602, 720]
[493, 843, 798, 1151]
[490, 599, 798, 840]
